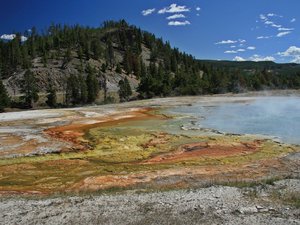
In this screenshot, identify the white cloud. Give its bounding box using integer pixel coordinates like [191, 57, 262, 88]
[271, 23, 282, 28]
[142, 8, 156, 16]
[166, 14, 185, 20]
[263, 20, 282, 28]
[0, 34, 16, 40]
[249, 54, 275, 62]
[0, 34, 27, 42]
[260, 13, 286, 33]
[277, 31, 291, 37]
[260, 14, 267, 20]
[258, 12, 294, 38]
[237, 49, 245, 52]
[196, 7, 201, 11]
[267, 13, 282, 18]
[291, 56, 300, 64]
[247, 46, 256, 50]
[264, 21, 273, 25]
[215, 40, 237, 45]
[233, 56, 246, 61]
[233, 55, 275, 62]
[230, 45, 236, 48]
[278, 46, 300, 57]
[291, 18, 296, 23]
[224, 50, 237, 54]
[158, 4, 190, 14]
[257, 35, 272, 39]
[278, 27, 294, 31]
[215, 39, 246, 45]
[21, 36, 28, 42]
[168, 20, 191, 26]
[278, 46, 300, 64]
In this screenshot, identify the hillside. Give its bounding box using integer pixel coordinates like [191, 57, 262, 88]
[0, 20, 300, 109]
[200, 60, 300, 76]
[1, 20, 153, 101]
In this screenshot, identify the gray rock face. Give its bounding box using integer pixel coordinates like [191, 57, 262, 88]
[3, 53, 140, 99]
[1, 180, 299, 225]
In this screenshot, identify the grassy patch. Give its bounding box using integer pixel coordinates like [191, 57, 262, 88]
[221, 176, 288, 188]
[284, 192, 300, 208]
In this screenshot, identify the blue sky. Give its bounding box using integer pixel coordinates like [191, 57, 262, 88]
[1, 0, 299, 63]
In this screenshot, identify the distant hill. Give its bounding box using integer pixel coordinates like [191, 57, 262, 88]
[199, 60, 300, 76]
[0, 20, 299, 108]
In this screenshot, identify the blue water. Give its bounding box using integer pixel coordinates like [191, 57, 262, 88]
[171, 97, 300, 145]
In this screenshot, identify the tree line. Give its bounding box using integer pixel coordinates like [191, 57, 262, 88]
[0, 20, 300, 111]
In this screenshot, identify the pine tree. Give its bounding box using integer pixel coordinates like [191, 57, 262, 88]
[66, 74, 80, 105]
[91, 39, 102, 60]
[21, 45, 31, 69]
[118, 77, 132, 102]
[86, 65, 99, 103]
[118, 80, 125, 102]
[78, 74, 88, 103]
[10, 34, 22, 69]
[84, 41, 91, 60]
[46, 83, 57, 108]
[123, 49, 132, 74]
[124, 77, 132, 97]
[106, 38, 114, 67]
[62, 48, 72, 69]
[115, 63, 122, 74]
[0, 78, 10, 112]
[28, 26, 37, 58]
[132, 55, 141, 78]
[100, 73, 108, 100]
[101, 63, 107, 73]
[170, 53, 178, 73]
[20, 70, 39, 108]
[140, 61, 147, 78]
[77, 46, 83, 61]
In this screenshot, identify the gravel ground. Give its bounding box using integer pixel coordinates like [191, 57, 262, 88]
[1, 179, 299, 225]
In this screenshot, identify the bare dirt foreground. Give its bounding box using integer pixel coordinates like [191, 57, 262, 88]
[1, 179, 300, 225]
[0, 93, 300, 224]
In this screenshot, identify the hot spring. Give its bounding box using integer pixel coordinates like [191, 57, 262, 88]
[168, 96, 300, 145]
